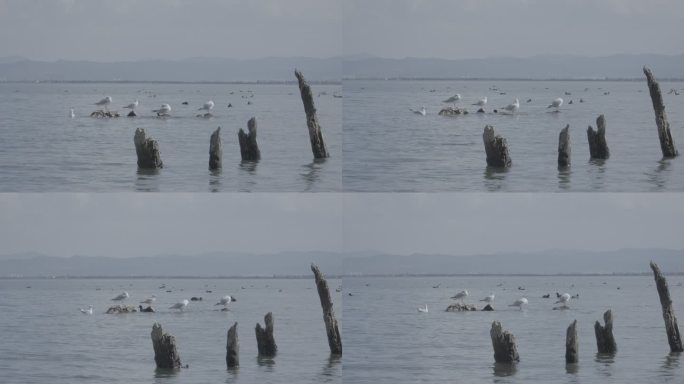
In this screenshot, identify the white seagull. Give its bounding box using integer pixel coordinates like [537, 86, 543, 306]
[95, 96, 112, 111]
[198, 100, 215, 111]
[69, 108, 75, 118]
[502, 98, 520, 114]
[451, 290, 469, 302]
[140, 295, 156, 305]
[417, 304, 428, 313]
[170, 299, 189, 312]
[80, 305, 93, 315]
[123, 100, 139, 110]
[443, 94, 461, 103]
[509, 297, 528, 310]
[215, 295, 234, 306]
[547, 97, 563, 110]
[409, 106, 427, 116]
[555, 293, 571, 307]
[112, 292, 129, 301]
[480, 293, 495, 304]
[153, 103, 171, 116]
[473, 96, 487, 107]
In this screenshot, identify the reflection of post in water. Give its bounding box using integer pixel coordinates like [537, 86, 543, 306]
[318, 355, 341, 381]
[483, 166, 509, 192]
[135, 167, 161, 192]
[645, 159, 671, 190]
[208, 168, 222, 193]
[301, 159, 325, 191]
[492, 362, 517, 377]
[557, 166, 572, 190]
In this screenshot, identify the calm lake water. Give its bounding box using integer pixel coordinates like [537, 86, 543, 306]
[343, 80, 684, 191]
[343, 275, 684, 384]
[0, 83, 341, 192]
[0, 278, 341, 384]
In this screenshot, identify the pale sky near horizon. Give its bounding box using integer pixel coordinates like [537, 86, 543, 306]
[1, 194, 682, 258]
[0, 0, 341, 61]
[1, 0, 682, 62]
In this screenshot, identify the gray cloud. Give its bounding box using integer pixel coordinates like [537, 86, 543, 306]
[0, 0, 341, 61]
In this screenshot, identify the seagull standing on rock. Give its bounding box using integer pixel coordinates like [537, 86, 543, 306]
[112, 292, 129, 301]
[153, 103, 171, 117]
[170, 299, 189, 312]
[451, 290, 469, 303]
[547, 97, 563, 111]
[123, 100, 139, 110]
[95, 96, 112, 111]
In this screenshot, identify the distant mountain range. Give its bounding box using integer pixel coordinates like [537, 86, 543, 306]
[342, 54, 684, 80]
[0, 57, 341, 82]
[1, 249, 682, 278]
[342, 249, 684, 276]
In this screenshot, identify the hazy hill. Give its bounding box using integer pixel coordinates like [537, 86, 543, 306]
[342, 249, 684, 276]
[1, 249, 682, 277]
[0, 57, 341, 82]
[342, 54, 684, 80]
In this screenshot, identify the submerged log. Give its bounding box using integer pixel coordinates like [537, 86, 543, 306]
[238, 117, 261, 161]
[311, 263, 342, 355]
[650, 261, 684, 352]
[438, 106, 469, 116]
[594, 309, 617, 354]
[446, 303, 477, 312]
[295, 69, 329, 159]
[558, 124, 571, 167]
[643, 67, 678, 158]
[226, 322, 239, 368]
[151, 323, 182, 369]
[566, 320, 578, 364]
[209, 127, 222, 170]
[490, 321, 519, 363]
[255, 312, 277, 357]
[587, 115, 609, 159]
[134, 128, 163, 169]
[483, 125, 512, 167]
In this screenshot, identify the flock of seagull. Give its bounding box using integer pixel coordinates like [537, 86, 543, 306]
[71, 96, 221, 118]
[79, 291, 236, 315]
[417, 289, 574, 313]
[410, 93, 566, 116]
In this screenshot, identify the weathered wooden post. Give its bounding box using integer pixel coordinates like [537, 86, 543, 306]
[226, 322, 239, 368]
[594, 309, 617, 354]
[558, 124, 571, 167]
[295, 69, 329, 159]
[238, 117, 261, 161]
[490, 321, 519, 363]
[255, 312, 277, 357]
[151, 323, 181, 369]
[650, 261, 684, 352]
[209, 127, 222, 170]
[566, 320, 578, 364]
[134, 128, 163, 169]
[643, 66, 678, 158]
[483, 125, 512, 167]
[311, 263, 342, 355]
[587, 115, 609, 159]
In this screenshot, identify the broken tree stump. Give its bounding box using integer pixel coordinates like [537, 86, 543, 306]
[209, 127, 222, 170]
[295, 69, 329, 159]
[255, 312, 277, 357]
[643, 66, 678, 158]
[490, 321, 519, 363]
[558, 124, 571, 167]
[483, 125, 512, 167]
[311, 263, 342, 355]
[594, 309, 617, 354]
[587, 115, 609, 159]
[151, 323, 181, 369]
[134, 128, 163, 169]
[226, 322, 239, 368]
[238, 117, 261, 161]
[650, 261, 684, 352]
[566, 320, 578, 364]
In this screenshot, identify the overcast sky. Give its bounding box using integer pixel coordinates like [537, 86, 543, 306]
[0, 194, 342, 257]
[343, 193, 684, 255]
[0, 0, 341, 61]
[344, 0, 684, 59]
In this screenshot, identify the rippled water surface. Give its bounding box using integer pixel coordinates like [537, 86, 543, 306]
[0, 278, 341, 384]
[343, 80, 684, 191]
[0, 83, 341, 191]
[343, 275, 684, 383]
